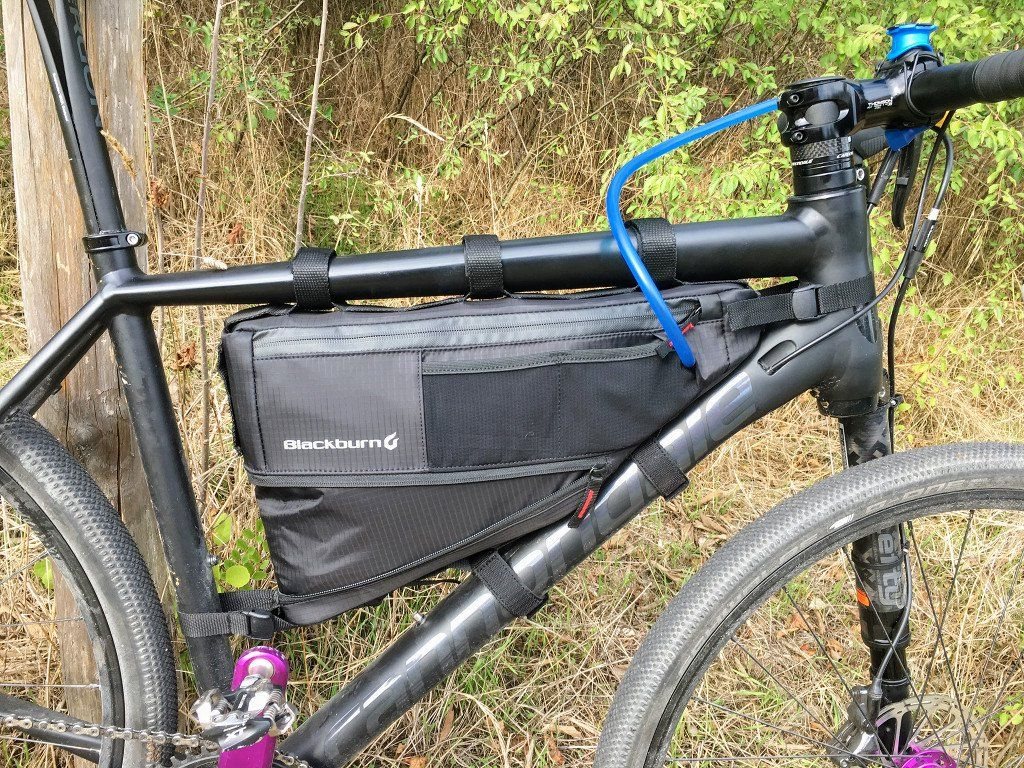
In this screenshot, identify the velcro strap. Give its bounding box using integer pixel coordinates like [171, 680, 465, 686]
[462, 234, 504, 299]
[633, 441, 689, 500]
[292, 247, 336, 310]
[626, 218, 678, 287]
[472, 551, 546, 617]
[725, 274, 875, 331]
[178, 590, 294, 640]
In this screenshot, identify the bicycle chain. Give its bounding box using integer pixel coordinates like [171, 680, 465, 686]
[0, 709, 311, 767]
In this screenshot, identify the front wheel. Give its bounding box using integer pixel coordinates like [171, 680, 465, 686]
[597, 442, 1024, 768]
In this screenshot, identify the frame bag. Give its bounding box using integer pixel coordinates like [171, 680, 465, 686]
[220, 246, 761, 626]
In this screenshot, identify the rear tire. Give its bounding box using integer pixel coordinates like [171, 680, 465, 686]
[0, 411, 178, 766]
[597, 442, 1024, 767]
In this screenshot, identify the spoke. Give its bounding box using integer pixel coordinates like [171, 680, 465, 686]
[690, 696, 885, 763]
[782, 584, 894, 758]
[962, 538, 1024, 750]
[964, 648, 1024, 759]
[0, 552, 49, 589]
[916, 511, 973, 697]
[0, 733, 64, 749]
[0, 617, 83, 631]
[840, 546, 953, 759]
[0, 683, 100, 689]
[906, 521, 975, 765]
[729, 637, 836, 741]
[0, 729, 100, 753]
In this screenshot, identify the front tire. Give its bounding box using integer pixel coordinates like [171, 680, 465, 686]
[597, 442, 1024, 767]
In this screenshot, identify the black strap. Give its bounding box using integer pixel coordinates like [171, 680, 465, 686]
[725, 274, 875, 331]
[178, 590, 294, 640]
[633, 441, 690, 500]
[626, 218, 678, 287]
[292, 247, 336, 310]
[462, 234, 504, 298]
[472, 551, 546, 617]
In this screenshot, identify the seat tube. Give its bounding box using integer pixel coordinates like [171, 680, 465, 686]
[25, 0, 235, 689]
[107, 309, 235, 690]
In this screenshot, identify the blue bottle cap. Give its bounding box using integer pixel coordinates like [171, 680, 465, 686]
[886, 23, 938, 60]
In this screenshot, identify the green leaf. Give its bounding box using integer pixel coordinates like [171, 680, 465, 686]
[224, 564, 251, 589]
[33, 559, 54, 591]
[211, 514, 232, 547]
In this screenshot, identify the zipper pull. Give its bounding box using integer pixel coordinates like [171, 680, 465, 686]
[654, 306, 700, 358]
[568, 465, 606, 528]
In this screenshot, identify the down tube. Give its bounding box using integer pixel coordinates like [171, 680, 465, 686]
[281, 316, 853, 767]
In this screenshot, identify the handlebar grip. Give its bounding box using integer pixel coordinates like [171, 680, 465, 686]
[910, 48, 1024, 115]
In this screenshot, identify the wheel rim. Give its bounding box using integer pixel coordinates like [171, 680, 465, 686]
[651, 505, 1024, 767]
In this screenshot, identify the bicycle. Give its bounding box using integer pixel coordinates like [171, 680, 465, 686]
[1, 4, 1023, 767]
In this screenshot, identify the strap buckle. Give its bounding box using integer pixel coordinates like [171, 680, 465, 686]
[241, 611, 277, 641]
[790, 284, 822, 320]
[82, 230, 147, 254]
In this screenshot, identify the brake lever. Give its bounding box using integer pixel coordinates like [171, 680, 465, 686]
[866, 149, 900, 212]
[891, 135, 922, 229]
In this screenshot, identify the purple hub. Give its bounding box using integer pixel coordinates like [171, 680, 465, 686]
[896, 746, 958, 768]
[218, 646, 289, 768]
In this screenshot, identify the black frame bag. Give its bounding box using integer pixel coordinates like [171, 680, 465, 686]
[220, 278, 760, 625]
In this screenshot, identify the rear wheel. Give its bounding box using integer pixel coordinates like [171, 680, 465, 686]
[0, 412, 178, 766]
[597, 442, 1024, 768]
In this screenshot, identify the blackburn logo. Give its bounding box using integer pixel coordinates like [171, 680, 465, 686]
[283, 432, 400, 451]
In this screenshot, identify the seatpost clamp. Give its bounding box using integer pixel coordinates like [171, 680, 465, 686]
[82, 229, 148, 254]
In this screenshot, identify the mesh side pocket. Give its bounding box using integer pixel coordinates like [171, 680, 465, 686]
[423, 344, 695, 469]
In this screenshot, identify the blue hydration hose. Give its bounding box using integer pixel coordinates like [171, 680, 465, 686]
[605, 98, 779, 367]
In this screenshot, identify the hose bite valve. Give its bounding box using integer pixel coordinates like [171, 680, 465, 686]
[190, 646, 297, 768]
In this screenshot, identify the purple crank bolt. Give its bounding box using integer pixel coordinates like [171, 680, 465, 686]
[218, 646, 290, 768]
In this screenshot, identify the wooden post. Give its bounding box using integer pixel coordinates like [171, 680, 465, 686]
[2, 2, 169, 598]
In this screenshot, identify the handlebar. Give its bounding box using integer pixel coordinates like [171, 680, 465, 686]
[779, 45, 1024, 170]
[908, 48, 1024, 115]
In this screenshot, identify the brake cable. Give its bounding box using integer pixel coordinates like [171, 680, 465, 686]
[886, 125, 954, 451]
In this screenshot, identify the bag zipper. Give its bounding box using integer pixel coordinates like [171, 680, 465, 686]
[568, 464, 607, 528]
[249, 302, 701, 357]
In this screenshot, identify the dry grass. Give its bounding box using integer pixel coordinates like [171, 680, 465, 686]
[1, 3, 1024, 767]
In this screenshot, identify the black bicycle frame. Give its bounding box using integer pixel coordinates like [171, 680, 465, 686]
[8, 1, 896, 765]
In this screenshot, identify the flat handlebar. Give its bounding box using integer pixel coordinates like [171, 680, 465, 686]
[909, 48, 1024, 115]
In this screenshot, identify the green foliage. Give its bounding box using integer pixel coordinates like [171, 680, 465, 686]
[32, 558, 54, 592]
[173, 1, 319, 142]
[210, 511, 272, 591]
[333, 0, 1023, 235]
